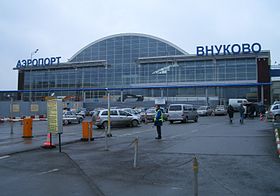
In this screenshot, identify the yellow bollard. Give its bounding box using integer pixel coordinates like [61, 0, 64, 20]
[81, 121, 94, 141]
[193, 157, 198, 196]
[22, 118, 33, 138]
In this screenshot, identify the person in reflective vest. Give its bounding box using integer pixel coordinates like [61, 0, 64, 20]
[154, 105, 163, 139]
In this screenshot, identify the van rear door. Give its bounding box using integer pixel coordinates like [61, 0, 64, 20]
[168, 105, 183, 120]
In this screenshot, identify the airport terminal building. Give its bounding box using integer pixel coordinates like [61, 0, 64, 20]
[11, 33, 271, 106]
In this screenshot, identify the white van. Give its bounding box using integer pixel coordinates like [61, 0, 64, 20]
[167, 104, 198, 123]
[228, 99, 248, 111]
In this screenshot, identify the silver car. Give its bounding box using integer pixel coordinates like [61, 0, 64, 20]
[167, 104, 198, 123]
[63, 111, 84, 125]
[266, 104, 280, 121]
[121, 108, 144, 122]
[92, 109, 140, 129]
[197, 106, 213, 116]
[213, 105, 227, 116]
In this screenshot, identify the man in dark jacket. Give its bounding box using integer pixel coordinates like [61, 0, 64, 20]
[239, 104, 245, 124]
[154, 105, 163, 139]
[227, 105, 234, 123]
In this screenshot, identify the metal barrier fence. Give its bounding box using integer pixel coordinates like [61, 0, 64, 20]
[0, 86, 231, 120]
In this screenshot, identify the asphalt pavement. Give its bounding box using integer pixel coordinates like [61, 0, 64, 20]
[0, 115, 280, 196]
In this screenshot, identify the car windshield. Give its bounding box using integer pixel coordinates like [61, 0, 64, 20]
[146, 109, 155, 113]
[169, 105, 182, 111]
[198, 106, 207, 110]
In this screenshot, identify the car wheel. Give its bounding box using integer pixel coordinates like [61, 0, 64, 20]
[275, 115, 280, 122]
[131, 120, 138, 127]
[169, 120, 173, 124]
[102, 121, 108, 129]
[194, 116, 198, 122]
[63, 120, 69, 125]
[182, 118, 187, 123]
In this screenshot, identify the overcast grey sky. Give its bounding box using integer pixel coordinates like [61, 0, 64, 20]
[0, 0, 279, 90]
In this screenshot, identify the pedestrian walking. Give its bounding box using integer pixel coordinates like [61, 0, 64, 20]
[239, 104, 245, 124]
[154, 105, 163, 139]
[227, 105, 234, 123]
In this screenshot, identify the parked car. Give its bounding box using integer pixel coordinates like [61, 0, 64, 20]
[133, 107, 146, 114]
[90, 108, 105, 116]
[143, 108, 156, 122]
[121, 108, 143, 122]
[76, 110, 86, 118]
[266, 104, 280, 121]
[167, 104, 198, 123]
[142, 107, 168, 122]
[213, 105, 227, 116]
[63, 111, 84, 125]
[197, 106, 213, 116]
[92, 109, 140, 129]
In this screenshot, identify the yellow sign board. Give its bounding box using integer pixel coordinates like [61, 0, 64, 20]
[12, 104, 20, 113]
[30, 104, 39, 112]
[47, 99, 63, 134]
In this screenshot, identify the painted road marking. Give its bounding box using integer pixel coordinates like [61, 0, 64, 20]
[118, 129, 152, 137]
[0, 155, 10, 160]
[37, 168, 59, 175]
[168, 129, 199, 139]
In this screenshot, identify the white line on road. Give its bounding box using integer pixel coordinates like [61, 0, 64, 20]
[168, 129, 199, 139]
[0, 155, 10, 160]
[191, 129, 198, 133]
[37, 168, 59, 175]
[118, 129, 152, 137]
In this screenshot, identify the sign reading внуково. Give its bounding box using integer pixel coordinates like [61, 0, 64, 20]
[196, 43, 261, 56]
[16, 56, 61, 68]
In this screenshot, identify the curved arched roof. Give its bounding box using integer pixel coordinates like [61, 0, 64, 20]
[69, 33, 188, 62]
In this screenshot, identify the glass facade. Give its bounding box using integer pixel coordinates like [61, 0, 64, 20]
[17, 33, 269, 104]
[69, 34, 185, 87]
[136, 58, 256, 85]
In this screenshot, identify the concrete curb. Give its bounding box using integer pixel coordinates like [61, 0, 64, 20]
[1, 139, 82, 157]
[0, 136, 106, 157]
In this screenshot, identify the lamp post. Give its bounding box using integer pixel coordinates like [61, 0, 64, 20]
[105, 88, 112, 137]
[74, 67, 78, 100]
[7, 94, 14, 134]
[29, 49, 39, 102]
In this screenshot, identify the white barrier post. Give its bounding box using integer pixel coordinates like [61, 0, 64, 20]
[9, 96, 14, 134]
[133, 137, 139, 168]
[105, 128, 108, 151]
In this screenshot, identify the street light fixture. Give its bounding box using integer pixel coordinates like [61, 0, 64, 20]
[31, 49, 39, 60]
[29, 49, 39, 101]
